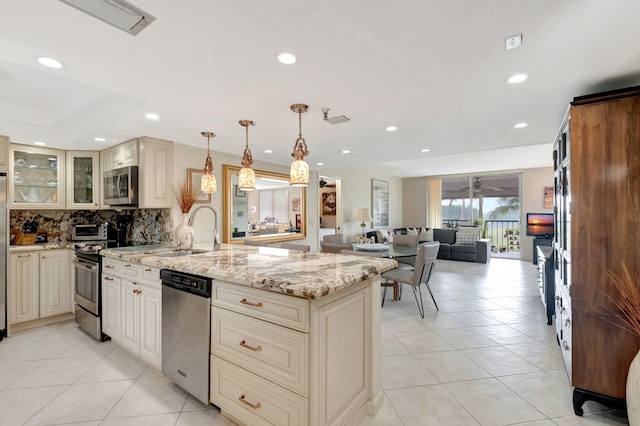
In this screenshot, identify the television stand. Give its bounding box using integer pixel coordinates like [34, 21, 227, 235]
[532, 238, 552, 264]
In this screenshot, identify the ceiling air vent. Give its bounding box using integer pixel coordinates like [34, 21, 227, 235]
[59, 0, 156, 36]
[321, 108, 350, 125]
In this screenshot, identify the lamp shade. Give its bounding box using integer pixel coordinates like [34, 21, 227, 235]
[201, 173, 217, 193]
[238, 167, 255, 191]
[354, 208, 373, 222]
[290, 159, 309, 187]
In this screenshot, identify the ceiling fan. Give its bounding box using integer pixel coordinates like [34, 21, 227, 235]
[462, 177, 505, 195]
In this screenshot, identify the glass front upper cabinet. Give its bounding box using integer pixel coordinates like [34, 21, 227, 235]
[66, 151, 100, 209]
[9, 144, 65, 209]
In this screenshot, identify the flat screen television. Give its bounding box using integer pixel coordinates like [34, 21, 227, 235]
[526, 212, 554, 238]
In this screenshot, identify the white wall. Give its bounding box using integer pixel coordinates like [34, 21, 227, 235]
[321, 166, 403, 244]
[520, 167, 554, 262]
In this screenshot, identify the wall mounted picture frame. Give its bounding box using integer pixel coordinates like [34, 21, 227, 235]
[544, 186, 553, 208]
[187, 168, 211, 204]
[234, 184, 246, 197]
[321, 192, 337, 215]
[372, 179, 389, 227]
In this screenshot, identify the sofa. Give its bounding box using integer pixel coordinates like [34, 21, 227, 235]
[367, 227, 490, 263]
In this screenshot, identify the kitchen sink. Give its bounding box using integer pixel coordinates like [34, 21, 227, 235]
[153, 249, 210, 257]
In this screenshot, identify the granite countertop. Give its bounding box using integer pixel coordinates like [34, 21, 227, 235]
[9, 243, 68, 252]
[101, 244, 397, 299]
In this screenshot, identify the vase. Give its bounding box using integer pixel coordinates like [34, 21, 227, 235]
[629, 350, 640, 426]
[175, 213, 193, 248]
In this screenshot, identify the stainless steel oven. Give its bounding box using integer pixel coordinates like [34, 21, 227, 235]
[73, 242, 110, 341]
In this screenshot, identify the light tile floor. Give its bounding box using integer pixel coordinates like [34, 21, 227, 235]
[0, 259, 630, 425]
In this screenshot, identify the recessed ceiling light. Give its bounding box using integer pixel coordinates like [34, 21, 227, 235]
[33, 141, 46, 146]
[94, 137, 106, 142]
[317, 162, 324, 166]
[276, 52, 297, 65]
[264, 149, 273, 154]
[386, 126, 398, 132]
[342, 150, 350, 154]
[145, 113, 159, 120]
[38, 57, 63, 69]
[421, 148, 430, 153]
[514, 122, 528, 129]
[508, 74, 528, 84]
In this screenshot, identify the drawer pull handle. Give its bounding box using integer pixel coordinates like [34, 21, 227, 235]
[239, 340, 262, 352]
[105, 265, 115, 269]
[240, 298, 263, 308]
[145, 268, 152, 272]
[125, 264, 131, 268]
[563, 341, 570, 351]
[104, 276, 114, 281]
[239, 394, 261, 409]
[565, 319, 571, 327]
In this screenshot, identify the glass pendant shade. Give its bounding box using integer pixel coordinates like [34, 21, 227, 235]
[289, 104, 310, 187]
[238, 167, 255, 190]
[201, 172, 217, 193]
[237, 120, 256, 191]
[290, 159, 309, 187]
[200, 131, 217, 193]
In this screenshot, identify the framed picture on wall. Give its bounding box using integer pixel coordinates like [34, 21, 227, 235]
[544, 186, 553, 208]
[372, 179, 389, 227]
[187, 168, 211, 203]
[321, 192, 337, 215]
[234, 184, 246, 197]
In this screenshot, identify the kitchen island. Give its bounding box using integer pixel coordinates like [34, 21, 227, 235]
[101, 244, 396, 426]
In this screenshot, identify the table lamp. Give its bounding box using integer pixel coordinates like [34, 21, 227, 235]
[354, 208, 373, 237]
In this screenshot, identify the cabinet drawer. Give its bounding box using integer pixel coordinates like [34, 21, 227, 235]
[212, 281, 309, 332]
[141, 265, 161, 286]
[101, 273, 121, 286]
[102, 258, 122, 274]
[212, 308, 308, 395]
[210, 356, 307, 426]
[121, 261, 140, 279]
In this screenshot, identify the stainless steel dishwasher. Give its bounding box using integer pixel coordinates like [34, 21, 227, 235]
[161, 269, 213, 405]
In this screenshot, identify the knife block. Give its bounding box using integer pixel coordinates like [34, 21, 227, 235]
[13, 230, 37, 245]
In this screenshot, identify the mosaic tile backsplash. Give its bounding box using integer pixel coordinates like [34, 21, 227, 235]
[9, 209, 171, 245]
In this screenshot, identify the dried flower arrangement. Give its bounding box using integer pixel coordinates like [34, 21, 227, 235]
[175, 180, 200, 214]
[609, 262, 640, 336]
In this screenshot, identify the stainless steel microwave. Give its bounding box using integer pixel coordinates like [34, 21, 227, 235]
[103, 166, 138, 206]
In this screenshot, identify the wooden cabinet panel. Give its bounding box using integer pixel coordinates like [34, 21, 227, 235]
[39, 250, 70, 318]
[8, 252, 39, 324]
[555, 86, 640, 413]
[101, 273, 121, 342]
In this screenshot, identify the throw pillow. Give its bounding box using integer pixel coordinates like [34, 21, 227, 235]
[456, 231, 478, 245]
[406, 228, 418, 236]
[457, 225, 480, 238]
[419, 227, 434, 242]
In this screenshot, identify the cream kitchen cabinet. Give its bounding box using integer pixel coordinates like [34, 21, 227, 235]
[8, 252, 39, 324]
[100, 137, 173, 208]
[39, 249, 71, 317]
[210, 277, 379, 426]
[9, 144, 65, 209]
[0, 135, 8, 171]
[101, 257, 162, 369]
[66, 151, 100, 209]
[101, 139, 137, 172]
[138, 137, 173, 208]
[8, 249, 71, 325]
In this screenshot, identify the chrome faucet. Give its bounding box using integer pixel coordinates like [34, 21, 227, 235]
[187, 205, 221, 251]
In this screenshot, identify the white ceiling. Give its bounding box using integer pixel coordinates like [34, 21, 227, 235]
[1, 0, 640, 178]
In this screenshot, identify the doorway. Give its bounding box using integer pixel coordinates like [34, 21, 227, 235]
[318, 175, 342, 242]
[440, 173, 521, 259]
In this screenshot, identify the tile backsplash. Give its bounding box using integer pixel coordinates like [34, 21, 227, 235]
[9, 209, 171, 245]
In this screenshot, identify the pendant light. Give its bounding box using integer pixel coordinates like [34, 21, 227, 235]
[200, 131, 217, 193]
[289, 103, 310, 187]
[237, 120, 256, 191]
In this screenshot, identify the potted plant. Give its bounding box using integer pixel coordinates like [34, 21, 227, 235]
[609, 262, 640, 425]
